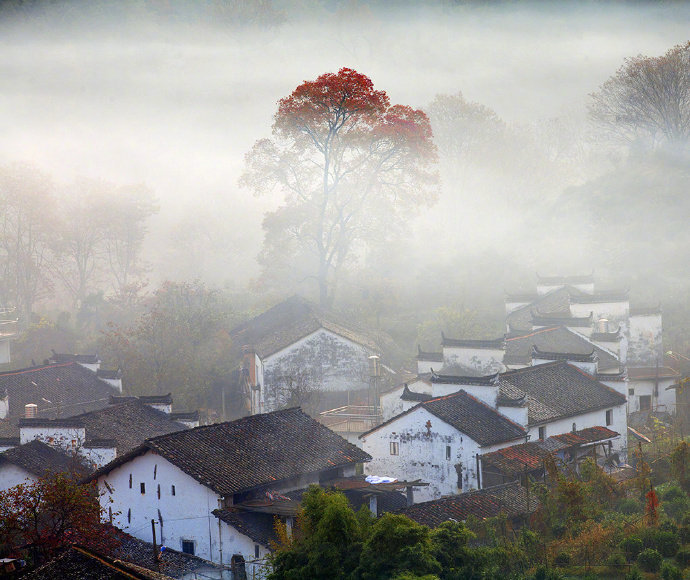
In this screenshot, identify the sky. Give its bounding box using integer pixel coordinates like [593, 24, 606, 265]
[0, 0, 688, 284]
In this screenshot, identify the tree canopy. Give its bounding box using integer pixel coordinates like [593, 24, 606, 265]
[242, 67, 438, 307]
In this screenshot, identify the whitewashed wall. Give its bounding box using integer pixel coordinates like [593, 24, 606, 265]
[570, 301, 629, 322]
[380, 379, 431, 421]
[537, 282, 594, 295]
[361, 407, 521, 501]
[627, 378, 676, 414]
[20, 425, 85, 448]
[0, 463, 34, 492]
[430, 382, 498, 408]
[262, 329, 372, 412]
[628, 313, 663, 366]
[527, 404, 627, 459]
[442, 346, 504, 375]
[98, 451, 270, 568]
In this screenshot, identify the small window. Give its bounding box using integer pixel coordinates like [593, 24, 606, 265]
[181, 540, 195, 555]
[445, 445, 451, 461]
[171, 485, 176, 496]
[606, 409, 613, 426]
[154, 464, 157, 480]
[628, 388, 635, 396]
[127, 508, 131, 523]
[390, 442, 399, 456]
[129, 474, 132, 489]
[538, 426, 546, 440]
[157, 484, 161, 500]
[572, 422, 577, 433]
[255, 544, 260, 558]
[140, 482, 146, 494]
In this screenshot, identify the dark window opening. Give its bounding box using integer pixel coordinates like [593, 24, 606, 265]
[129, 474, 132, 489]
[181, 540, 195, 555]
[154, 464, 157, 480]
[538, 426, 546, 440]
[157, 484, 161, 500]
[606, 409, 613, 426]
[572, 422, 576, 432]
[445, 446, 451, 460]
[127, 508, 131, 523]
[455, 463, 463, 489]
[171, 485, 176, 496]
[628, 388, 635, 396]
[140, 482, 146, 494]
[255, 544, 260, 558]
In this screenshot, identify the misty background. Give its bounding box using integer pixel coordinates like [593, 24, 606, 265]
[0, 0, 688, 409]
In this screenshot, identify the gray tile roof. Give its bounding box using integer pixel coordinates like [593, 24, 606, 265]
[498, 361, 626, 425]
[24, 545, 173, 579]
[364, 390, 526, 447]
[0, 362, 118, 418]
[506, 287, 572, 332]
[0, 439, 87, 478]
[230, 295, 399, 360]
[90, 408, 371, 496]
[505, 326, 620, 371]
[74, 400, 188, 455]
[213, 509, 278, 547]
[397, 481, 538, 526]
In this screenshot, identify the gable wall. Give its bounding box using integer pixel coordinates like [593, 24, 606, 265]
[442, 346, 504, 374]
[361, 407, 520, 501]
[528, 405, 627, 459]
[262, 329, 372, 412]
[628, 314, 663, 366]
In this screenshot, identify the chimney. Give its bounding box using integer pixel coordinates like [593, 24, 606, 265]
[242, 346, 256, 387]
[24, 403, 37, 419]
[597, 318, 609, 333]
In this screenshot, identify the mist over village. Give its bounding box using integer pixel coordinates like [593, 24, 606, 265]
[0, 1, 689, 578]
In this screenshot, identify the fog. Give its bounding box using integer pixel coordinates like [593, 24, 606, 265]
[0, 1, 688, 301]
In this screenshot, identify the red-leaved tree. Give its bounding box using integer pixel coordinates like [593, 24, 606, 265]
[0, 473, 117, 565]
[241, 67, 438, 307]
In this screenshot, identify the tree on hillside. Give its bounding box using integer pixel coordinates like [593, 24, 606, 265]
[241, 67, 438, 307]
[0, 164, 57, 326]
[589, 41, 690, 148]
[100, 280, 233, 410]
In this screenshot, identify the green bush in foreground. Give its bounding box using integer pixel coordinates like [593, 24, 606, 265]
[637, 548, 663, 572]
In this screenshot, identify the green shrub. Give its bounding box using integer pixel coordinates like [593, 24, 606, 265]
[625, 566, 643, 580]
[640, 528, 680, 557]
[665, 498, 690, 523]
[637, 548, 663, 572]
[661, 520, 680, 534]
[680, 523, 690, 544]
[530, 566, 565, 580]
[606, 551, 627, 568]
[621, 536, 644, 561]
[658, 531, 681, 557]
[661, 561, 683, 580]
[618, 497, 643, 515]
[676, 547, 690, 567]
[553, 552, 571, 567]
[663, 485, 686, 502]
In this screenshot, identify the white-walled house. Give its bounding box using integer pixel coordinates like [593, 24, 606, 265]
[0, 439, 86, 491]
[231, 296, 401, 415]
[627, 366, 680, 414]
[361, 390, 527, 501]
[88, 408, 371, 576]
[371, 359, 628, 498]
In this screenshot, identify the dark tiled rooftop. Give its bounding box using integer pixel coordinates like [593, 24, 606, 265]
[0, 362, 118, 418]
[532, 346, 597, 363]
[430, 371, 499, 386]
[74, 400, 187, 455]
[91, 408, 371, 496]
[506, 287, 572, 332]
[627, 366, 680, 380]
[505, 326, 619, 372]
[498, 361, 626, 425]
[416, 346, 443, 362]
[213, 509, 278, 547]
[398, 481, 538, 527]
[400, 385, 433, 402]
[364, 390, 526, 447]
[0, 439, 88, 478]
[24, 545, 173, 579]
[230, 295, 399, 361]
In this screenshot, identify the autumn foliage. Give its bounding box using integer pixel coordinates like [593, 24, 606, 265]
[242, 67, 438, 306]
